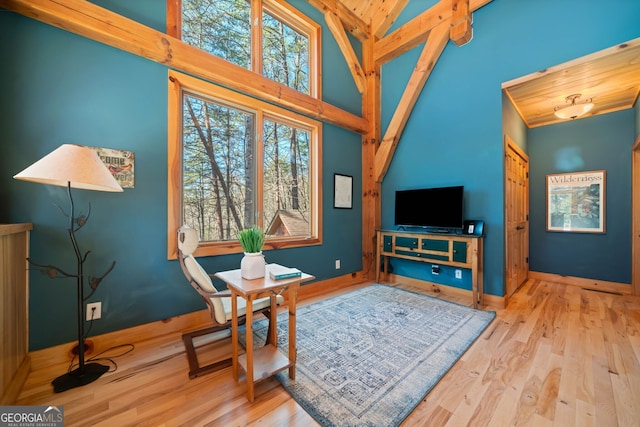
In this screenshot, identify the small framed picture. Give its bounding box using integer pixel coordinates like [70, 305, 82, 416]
[333, 174, 353, 209]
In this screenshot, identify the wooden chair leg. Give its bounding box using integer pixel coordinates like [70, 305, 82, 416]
[181, 308, 275, 379]
[182, 326, 232, 379]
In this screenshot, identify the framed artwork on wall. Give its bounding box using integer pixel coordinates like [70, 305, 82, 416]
[88, 146, 135, 188]
[546, 170, 605, 233]
[333, 173, 353, 209]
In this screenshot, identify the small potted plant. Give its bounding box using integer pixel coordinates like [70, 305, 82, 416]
[238, 226, 266, 279]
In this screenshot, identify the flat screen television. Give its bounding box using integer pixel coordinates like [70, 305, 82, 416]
[394, 186, 464, 231]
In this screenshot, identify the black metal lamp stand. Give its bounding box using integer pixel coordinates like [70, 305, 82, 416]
[50, 182, 110, 393]
[13, 143, 123, 393]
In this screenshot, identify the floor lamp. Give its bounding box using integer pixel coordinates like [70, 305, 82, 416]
[13, 144, 123, 393]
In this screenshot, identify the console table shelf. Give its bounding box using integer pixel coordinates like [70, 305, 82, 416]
[376, 230, 484, 308]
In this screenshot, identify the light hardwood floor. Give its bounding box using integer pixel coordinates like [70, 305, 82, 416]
[15, 279, 640, 426]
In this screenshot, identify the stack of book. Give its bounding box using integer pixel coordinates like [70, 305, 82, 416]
[268, 264, 302, 280]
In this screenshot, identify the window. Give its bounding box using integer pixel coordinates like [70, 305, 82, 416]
[168, 71, 322, 258]
[170, 0, 320, 98]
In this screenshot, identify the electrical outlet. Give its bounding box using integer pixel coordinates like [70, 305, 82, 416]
[86, 302, 102, 321]
[431, 265, 440, 275]
[335, 259, 341, 269]
[455, 269, 462, 279]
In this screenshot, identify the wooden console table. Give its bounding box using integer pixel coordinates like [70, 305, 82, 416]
[376, 230, 484, 308]
[214, 267, 314, 402]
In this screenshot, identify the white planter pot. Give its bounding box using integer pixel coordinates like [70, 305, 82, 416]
[240, 251, 266, 279]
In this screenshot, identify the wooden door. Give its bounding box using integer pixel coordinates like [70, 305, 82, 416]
[504, 136, 529, 298]
[633, 136, 640, 296]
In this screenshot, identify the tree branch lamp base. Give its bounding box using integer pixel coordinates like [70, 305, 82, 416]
[52, 362, 109, 393]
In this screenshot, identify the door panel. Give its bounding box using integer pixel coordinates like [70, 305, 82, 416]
[505, 136, 529, 298]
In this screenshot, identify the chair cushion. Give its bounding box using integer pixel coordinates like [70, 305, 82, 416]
[184, 255, 217, 293]
[210, 294, 285, 324]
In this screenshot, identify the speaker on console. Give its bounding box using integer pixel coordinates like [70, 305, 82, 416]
[463, 220, 484, 236]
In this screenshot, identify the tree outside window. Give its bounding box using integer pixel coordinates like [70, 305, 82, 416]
[166, 1, 321, 258]
[167, 71, 321, 258]
[175, 0, 318, 97]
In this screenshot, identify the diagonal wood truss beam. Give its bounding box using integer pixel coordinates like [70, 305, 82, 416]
[0, 0, 367, 134]
[310, 0, 492, 281]
[324, 11, 366, 94]
[374, 0, 492, 65]
[374, 21, 451, 183]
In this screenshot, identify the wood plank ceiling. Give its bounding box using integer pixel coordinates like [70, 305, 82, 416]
[504, 38, 640, 128]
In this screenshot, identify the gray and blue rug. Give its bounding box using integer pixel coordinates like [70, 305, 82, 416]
[249, 284, 496, 426]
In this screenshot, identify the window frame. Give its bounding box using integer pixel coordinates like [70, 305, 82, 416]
[167, 0, 321, 99]
[167, 70, 322, 259]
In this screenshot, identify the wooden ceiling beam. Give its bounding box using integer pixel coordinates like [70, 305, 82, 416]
[306, 0, 370, 41]
[0, 0, 367, 134]
[450, 0, 472, 46]
[370, 0, 408, 39]
[374, 21, 451, 182]
[324, 11, 366, 94]
[374, 0, 492, 65]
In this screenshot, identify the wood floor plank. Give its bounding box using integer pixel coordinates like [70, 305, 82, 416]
[554, 288, 581, 427]
[13, 279, 640, 426]
[575, 397, 597, 427]
[592, 355, 618, 426]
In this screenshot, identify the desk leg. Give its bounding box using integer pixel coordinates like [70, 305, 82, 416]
[288, 284, 298, 380]
[245, 297, 254, 402]
[231, 291, 239, 381]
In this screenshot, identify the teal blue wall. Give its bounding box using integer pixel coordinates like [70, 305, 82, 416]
[529, 110, 634, 283]
[502, 93, 527, 152]
[0, 1, 362, 350]
[2, 0, 639, 350]
[379, 0, 640, 297]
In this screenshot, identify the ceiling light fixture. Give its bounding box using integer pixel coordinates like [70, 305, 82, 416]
[554, 94, 594, 120]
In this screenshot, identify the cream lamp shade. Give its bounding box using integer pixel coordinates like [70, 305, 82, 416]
[13, 144, 123, 192]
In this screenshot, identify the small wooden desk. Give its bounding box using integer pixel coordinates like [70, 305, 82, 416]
[214, 267, 314, 402]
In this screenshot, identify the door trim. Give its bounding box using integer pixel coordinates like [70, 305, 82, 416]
[633, 136, 640, 295]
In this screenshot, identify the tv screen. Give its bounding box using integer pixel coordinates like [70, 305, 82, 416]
[394, 186, 464, 230]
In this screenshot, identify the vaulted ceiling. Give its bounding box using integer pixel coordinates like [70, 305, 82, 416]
[315, 0, 640, 129]
[306, 0, 410, 40]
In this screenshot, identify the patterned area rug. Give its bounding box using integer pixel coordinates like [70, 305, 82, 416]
[248, 284, 496, 427]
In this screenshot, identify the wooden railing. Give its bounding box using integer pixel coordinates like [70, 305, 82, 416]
[1, 223, 32, 404]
